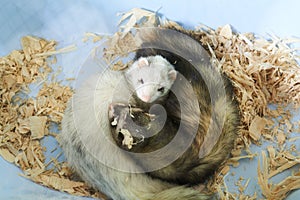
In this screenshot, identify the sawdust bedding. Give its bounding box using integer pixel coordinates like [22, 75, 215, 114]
[0, 8, 299, 199]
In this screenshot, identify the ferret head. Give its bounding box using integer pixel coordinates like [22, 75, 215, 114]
[125, 55, 177, 103]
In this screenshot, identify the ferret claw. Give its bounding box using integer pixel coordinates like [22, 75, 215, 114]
[111, 117, 118, 126]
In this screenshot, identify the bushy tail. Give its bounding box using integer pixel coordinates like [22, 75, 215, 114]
[151, 186, 212, 200]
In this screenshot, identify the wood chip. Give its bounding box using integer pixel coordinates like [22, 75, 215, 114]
[276, 131, 286, 145]
[29, 116, 47, 139]
[249, 116, 268, 141]
[120, 129, 134, 149]
[219, 24, 233, 39]
[82, 32, 104, 43]
[0, 148, 15, 163]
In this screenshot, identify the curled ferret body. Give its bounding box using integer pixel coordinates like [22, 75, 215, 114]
[109, 28, 240, 185]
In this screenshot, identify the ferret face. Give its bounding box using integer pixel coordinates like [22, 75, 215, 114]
[125, 55, 177, 103]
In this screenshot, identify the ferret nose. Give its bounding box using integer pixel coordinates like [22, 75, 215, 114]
[141, 95, 151, 103]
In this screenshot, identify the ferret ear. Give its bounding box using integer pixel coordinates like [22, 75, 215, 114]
[137, 57, 149, 68]
[168, 70, 177, 81]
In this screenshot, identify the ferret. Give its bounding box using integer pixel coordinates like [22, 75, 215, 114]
[59, 55, 210, 199]
[109, 28, 240, 185]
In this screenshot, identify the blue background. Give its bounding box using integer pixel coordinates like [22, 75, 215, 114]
[0, 1, 300, 199]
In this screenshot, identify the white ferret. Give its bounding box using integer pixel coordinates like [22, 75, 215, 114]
[59, 55, 210, 200]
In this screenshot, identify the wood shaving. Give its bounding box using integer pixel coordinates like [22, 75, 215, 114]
[34, 44, 77, 57]
[289, 136, 300, 142]
[248, 116, 268, 141]
[82, 32, 104, 43]
[120, 128, 134, 149]
[29, 116, 47, 140]
[235, 176, 250, 193]
[276, 131, 286, 145]
[111, 60, 131, 71]
[227, 153, 257, 167]
[0, 148, 16, 163]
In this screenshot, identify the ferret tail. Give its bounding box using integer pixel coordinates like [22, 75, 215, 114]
[150, 186, 212, 200]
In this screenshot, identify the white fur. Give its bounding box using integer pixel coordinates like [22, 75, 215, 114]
[125, 55, 177, 103]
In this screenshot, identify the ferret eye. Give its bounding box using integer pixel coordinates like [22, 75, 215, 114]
[157, 87, 165, 93]
[138, 79, 144, 84]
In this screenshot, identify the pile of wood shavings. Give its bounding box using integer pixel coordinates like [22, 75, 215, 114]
[0, 36, 104, 198]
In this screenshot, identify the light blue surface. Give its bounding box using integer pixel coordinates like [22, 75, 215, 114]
[1, 1, 300, 199]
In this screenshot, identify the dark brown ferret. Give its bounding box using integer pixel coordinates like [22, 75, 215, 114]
[109, 28, 240, 185]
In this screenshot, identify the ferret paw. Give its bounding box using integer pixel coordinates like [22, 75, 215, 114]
[108, 103, 127, 122]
